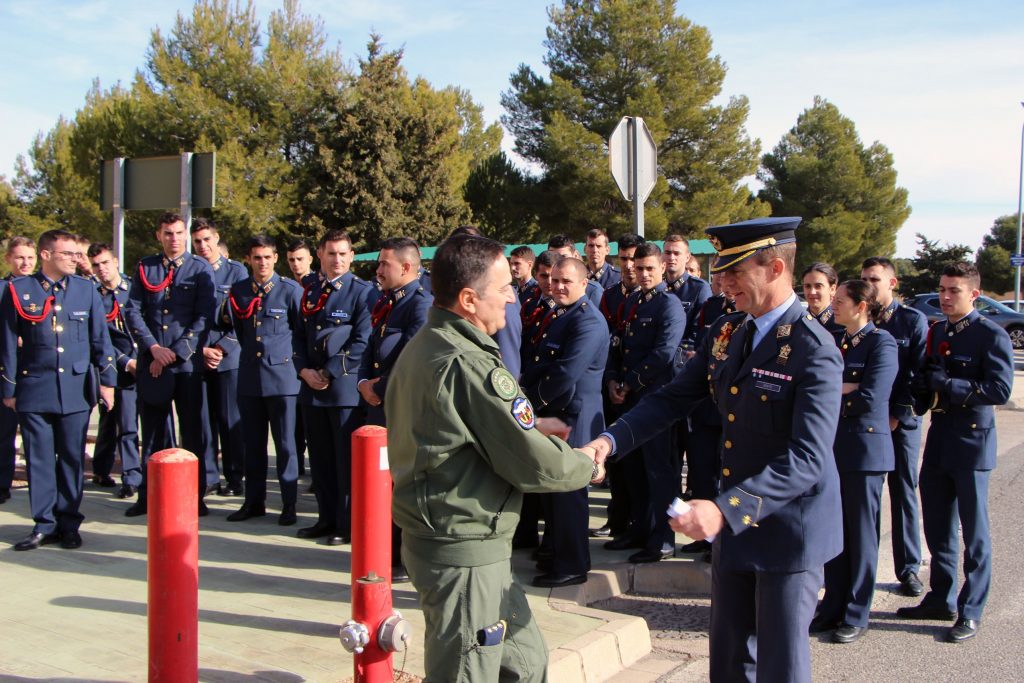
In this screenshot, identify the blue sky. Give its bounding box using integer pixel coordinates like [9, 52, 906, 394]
[1, 0, 1022, 258]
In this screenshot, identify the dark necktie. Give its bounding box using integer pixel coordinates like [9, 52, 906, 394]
[741, 319, 757, 361]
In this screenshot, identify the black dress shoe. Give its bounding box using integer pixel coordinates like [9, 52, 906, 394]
[678, 539, 711, 553]
[0, 487, 10, 504]
[832, 623, 867, 643]
[896, 602, 957, 621]
[278, 504, 297, 526]
[60, 530, 83, 549]
[14, 532, 59, 551]
[947, 617, 978, 642]
[198, 500, 210, 517]
[809, 615, 841, 634]
[589, 525, 613, 538]
[325, 534, 349, 546]
[116, 484, 137, 499]
[226, 504, 266, 522]
[629, 548, 673, 563]
[297, 521, 333, 539]
[125, 500, 148, 517]
[899, 572, 925, 597]
[533, 572, 588, 588]
[392, 565, 411, 584]
[604, 537, 644, 551]
[92, 474, 117, 487]
[217, 483, 244, 497]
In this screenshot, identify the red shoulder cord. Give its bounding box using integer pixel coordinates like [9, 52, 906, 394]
[138, 262, 174, 292]
[8, 282, 54, 323]
[925, 321, 937, 356]
[371, 295, 393, 329]
[105, 298, 120, 323]
[229, 293, 262, 320]
[300, 282, 329, 318]
[531, 308, 558, 344]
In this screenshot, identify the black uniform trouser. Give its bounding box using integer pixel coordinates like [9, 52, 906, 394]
[624, 426, 679, 553]
[139, 371, 211, 500]
[0, 401, 17, 490]
[240, 394, 299, 507]
[685, 419, 722, 501]
[204, 368, 244, 488]
[19, 410, 90, 535]
[541, 488, 590, 574]
[887, 423, 923, 580]
[301, 403, 361, 536]
[92, 386, 142, 487]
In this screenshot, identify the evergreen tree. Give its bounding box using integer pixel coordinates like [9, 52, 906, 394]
[900, 233, 973, 296]
[501, 0, 764, 239]
[975, 213, 1021, 294]
[759, 97, 911, 275]
[464, 152, 541, 243]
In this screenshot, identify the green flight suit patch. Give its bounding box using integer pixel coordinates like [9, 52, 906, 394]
[489, 367, 518, 401]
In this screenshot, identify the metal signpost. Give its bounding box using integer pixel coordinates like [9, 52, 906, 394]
[609, 116, 658, 237]
[100, 153, 216, 264]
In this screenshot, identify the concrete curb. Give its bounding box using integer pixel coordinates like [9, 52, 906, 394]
[542, 557, 711, 682]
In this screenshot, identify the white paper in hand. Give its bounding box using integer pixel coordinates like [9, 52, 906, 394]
[666, 497, 716, 543]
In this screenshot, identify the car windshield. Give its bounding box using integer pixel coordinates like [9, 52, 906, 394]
[976, 297, 1017, 314]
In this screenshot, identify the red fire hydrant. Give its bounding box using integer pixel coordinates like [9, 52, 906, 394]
[339, 426, 411, 682]
[147, 448, 199, 683]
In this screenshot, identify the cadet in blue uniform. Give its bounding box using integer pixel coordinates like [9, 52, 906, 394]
[662, 235, 711, 358]
[603, 242, 685, 563]
[286, 238, 315, 477]
[224, 236, 303, 526]
[519, 257, 608, 586]
[862, 256, 929, 597]
[812, 280, 898, 643]
[547, 234, 603, 306]
[585, 228, 621, 289]
[358, 237, 432, 581]
[122, 212, 217, 517]
[3, 230, 117, 550]
[899, 262, 1014, 642]
[509, 245, 537, 302]
[591, 234, 644, 539]
[294, 229, 374, 546]
[0, 236, 37, 505]
[584, 217, 843, 683]
[193, 220, 247, 496]
[88, 243, 142, 499]
[802, 262, 844, 333]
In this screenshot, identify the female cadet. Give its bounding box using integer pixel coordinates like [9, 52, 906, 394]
[811, 279, 898, 643]
[802, 262, 843, 332]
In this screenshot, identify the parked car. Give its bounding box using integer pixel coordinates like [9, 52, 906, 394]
[905, 294, 1024, 349]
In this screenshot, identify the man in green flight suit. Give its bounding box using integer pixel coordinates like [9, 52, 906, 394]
[386, 234, 602, 682]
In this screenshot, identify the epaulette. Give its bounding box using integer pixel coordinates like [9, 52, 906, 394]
[798, 312, 835, 347]
[278, 277, 301, 290]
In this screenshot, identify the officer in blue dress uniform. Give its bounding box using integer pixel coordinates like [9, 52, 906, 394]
[509, 245, 536, 303]
[286, 238, 315, 476]
[899, 262, 1014, 642]
[3, 230, 117, 550]
[294, 229, 374, 546]
[193, 220, 248, 496]
[584, 217, 843, 682]
[0, 236, 37, 505]
[861, 256, 929, 597]
[87, 244, 142, 499]
[546, 235, 604, 306]
[224, 235, 303, 527]
[801, 262, 844, 334]
[812, 280, 898, 643]
[602, 242, 685, 563]
[519, 257, 608, 586]
[662, 235, 712, 358]
[585, 228, 622, 289]
[590, 233, 643, 539]
[122, 212, 216, 517]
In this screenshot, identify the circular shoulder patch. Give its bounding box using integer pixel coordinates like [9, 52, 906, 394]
[489, 367, 519, 400]
[511, 397, 536, 430]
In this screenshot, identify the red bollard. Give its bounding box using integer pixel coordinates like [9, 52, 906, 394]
[339, 426, 410, 683]
[147, 448, 199, 683]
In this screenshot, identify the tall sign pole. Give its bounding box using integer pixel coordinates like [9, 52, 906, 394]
[609, 116, 658, 237]
[112, 157, 126, 265]
[180, 152, 194, 252]
[1015, 102, 1023, 312]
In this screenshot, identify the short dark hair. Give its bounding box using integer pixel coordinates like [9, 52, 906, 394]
[449, 225, 481, 238]
[534, 250, 559, 270]
[585, 228, 608, 242]
[38, 229, 78, 253]
[157, 212, 185, 228]
[547, 234, 574, 250]
[862, 256, 896, 276]
[191, 217, 218, 236]
[87, 242, 114, 259]
[616, 233, 645, 251]
[286, 237, 311, 254]
[633, 242, 662, 260]
[6, 236, 35, 255]
[942, 261, 981, 289]
[663, 234, 690, 247]
[380, 237, 421, 265]
[839, 279, 882, 321]
[510, 245, 535, 262]
[801, 262, 838, 286]
[751, 243, 797, 274]
[432, 235, 505, 308]
[319, 229, 352, 249]
[247, 234, 277, 254]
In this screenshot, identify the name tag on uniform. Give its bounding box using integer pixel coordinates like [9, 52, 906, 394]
[544, 342, 561, 349]
[330, 310, 349, 319]
[952, 354, 971, 362]
[638, 317, 652, 323]
[848, 362, 865, 368]
[269, 308, 286, 314]
[73, 311, 88, 316]
[755, 381, 781, 392]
